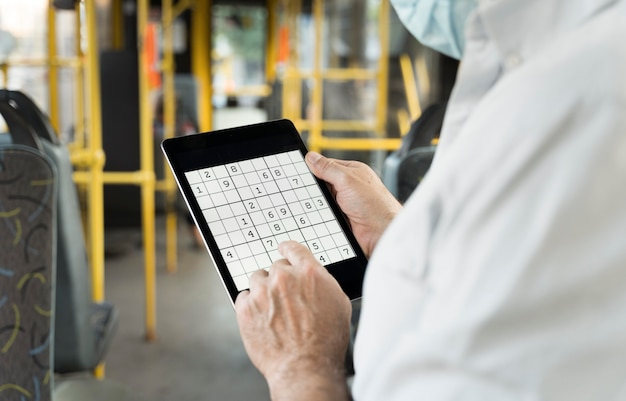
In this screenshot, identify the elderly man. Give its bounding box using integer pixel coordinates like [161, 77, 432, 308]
[235, 0, 626, 399]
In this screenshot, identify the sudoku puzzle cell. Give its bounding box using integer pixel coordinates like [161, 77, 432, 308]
[184, 150, 356, 291]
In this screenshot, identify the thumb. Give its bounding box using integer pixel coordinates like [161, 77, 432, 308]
[305, 151, 346, 186]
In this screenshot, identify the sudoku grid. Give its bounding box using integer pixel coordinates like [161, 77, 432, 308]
[184, 149, 356, 291]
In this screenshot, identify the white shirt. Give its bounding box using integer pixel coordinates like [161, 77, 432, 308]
[353, 0, 626, 399]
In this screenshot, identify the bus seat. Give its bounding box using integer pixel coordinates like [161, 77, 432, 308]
[0, 90, 118, 373]
[0, 145, 56, 401]
[382, 104, 445, 203]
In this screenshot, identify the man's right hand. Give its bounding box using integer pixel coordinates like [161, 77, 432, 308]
[305, 151, 402, 257]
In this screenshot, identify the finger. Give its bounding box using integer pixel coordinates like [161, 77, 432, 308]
[234, 289, 255, 322]
[267, 259, 292, 276]
[234, 289, 250, 310]
[305, 152, 350, 186]
[271, 258, 292, 269]
[248, 268, 269, 291]
[306, 151, 355, 168]
[278, 241, 320, 269]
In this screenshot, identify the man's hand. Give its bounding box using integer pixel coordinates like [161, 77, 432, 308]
[306, 151, 402, 257]
[235, 241, 352, 401]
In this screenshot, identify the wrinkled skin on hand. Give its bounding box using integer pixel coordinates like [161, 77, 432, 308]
[305, 151, 402, 257]
[235, 241, 352, 400]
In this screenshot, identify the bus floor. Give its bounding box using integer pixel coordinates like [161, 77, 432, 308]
[101, 215, 270, 401]
[101, 106, 270, 401]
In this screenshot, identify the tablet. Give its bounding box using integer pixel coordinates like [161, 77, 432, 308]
[161, 119, 368, 304]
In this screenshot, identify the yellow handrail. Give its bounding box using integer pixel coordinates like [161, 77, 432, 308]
[315, 137, 402, 151]
[266, 0, 278, 83]
[415, 54, 431, 102]
[288, 68, 379, 80]
[84, 0, 106, 378]
[71, 1, 86, 151]
[191, 0, 212, 132]
[375, 0, 390, 136]
[47, 3, 59, 133]
[309, 0, 323, 152]
[0, 58, 83, 68]
[281, 0, 302, 121]
[172, 0, 194, 20]
[399, 53, 422, 121]
[111, 0, 124, 49]
[220, 84, 272, 97]
[162, 0, 179, 274]
[137, 0, 158, 342]
[294, 119, 378, 132]
[84, 0, 105, 316]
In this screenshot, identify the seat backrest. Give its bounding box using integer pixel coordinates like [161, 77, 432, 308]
[0, 90, 99, 372]
[382, 103, 445, 203]
[0, 145, 56, 401]
[395, 146, 437, 203]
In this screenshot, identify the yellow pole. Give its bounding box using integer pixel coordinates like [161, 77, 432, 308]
[1, 63, 8, 87]
[111, 0, 124, 50]
[309, 0, 324, 152]
[85, 0, 105, 312]
[137, 0, 157, 342]
[281, 0, 298, 122]
[281, 0, 303, 123]
[399, 53, 421, 120]
[191, 0, 212, 132]
[73, 1, 85, 150]
[376, 0, 390, 136]
[84, 0, 106, 378]
[292, 0, 302, 122]
[414, 54, 431, 102]
[397, 109, 410, 136]
[162, 0, 178, 274]
[265, 0, 278, 83]
[47, 2, 60, 134]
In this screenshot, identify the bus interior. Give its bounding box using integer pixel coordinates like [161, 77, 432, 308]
[0, 0, 459, 400]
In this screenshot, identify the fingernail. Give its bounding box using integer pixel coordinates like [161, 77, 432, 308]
[306, 151, 322, 164]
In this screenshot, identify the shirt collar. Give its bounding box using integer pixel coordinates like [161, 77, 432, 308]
[474, 0, 618, 68]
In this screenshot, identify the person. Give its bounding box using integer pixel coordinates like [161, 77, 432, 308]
[235, 0, 626, 399]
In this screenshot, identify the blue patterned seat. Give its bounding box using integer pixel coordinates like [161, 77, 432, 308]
[0, 146, 56, 401]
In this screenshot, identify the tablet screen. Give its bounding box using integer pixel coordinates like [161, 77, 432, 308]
[162, 119, 367, 303]
[183, 149, 357, 291]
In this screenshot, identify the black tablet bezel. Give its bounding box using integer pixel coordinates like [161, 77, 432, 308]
[161, 119, 368, 304]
